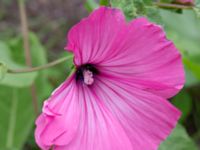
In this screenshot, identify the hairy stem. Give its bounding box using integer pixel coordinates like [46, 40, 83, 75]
[18, 0, 39, 115]
[154, 2, 193, 9]
[8, 56, 73, 73]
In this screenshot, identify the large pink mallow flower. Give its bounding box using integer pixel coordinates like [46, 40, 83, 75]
[35, 6, 185, 150]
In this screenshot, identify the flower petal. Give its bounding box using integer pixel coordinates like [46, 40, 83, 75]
[35, 114, 50, 150]
[36, 75, 133, 150]
[66, 6, 126, 65]
[36, 6, 185, 150]
[98, 18, 185, 98]
[92, 76, 181, 150]
[54, 84, 133, 150]
[41, 75, 181, 150]
[67, 7, 184, 98]
[35, 75, 81, 148]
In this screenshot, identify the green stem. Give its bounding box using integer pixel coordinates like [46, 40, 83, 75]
[7, 56, 73, 74]
[154, 2, 193, 9]
[18, 0, 39, 115]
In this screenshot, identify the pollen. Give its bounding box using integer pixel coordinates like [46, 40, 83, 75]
[83, 70, 94, 85]
[75, 64, 99, 85]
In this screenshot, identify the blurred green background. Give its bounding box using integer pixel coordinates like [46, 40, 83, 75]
[0, 0, 200, 149]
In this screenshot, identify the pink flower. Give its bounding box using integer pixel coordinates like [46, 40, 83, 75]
[35, 7, 185, 150]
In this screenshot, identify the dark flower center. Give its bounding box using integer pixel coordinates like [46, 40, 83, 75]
[75, 64, 99, 85]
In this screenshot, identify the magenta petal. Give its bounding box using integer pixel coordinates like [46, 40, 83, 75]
[36, 76, 133, 150]
[36, 74, 181, 150]
[92, 76, 181, 150]
[35, 114, 50, 150]
[54, 84, 133, 150]
[36, 6, 185, 150]
[98, 17, 184, 98]
[35, 75, 81, 148]
[67, 7, 184, 98]
[66, 6, 126, 65]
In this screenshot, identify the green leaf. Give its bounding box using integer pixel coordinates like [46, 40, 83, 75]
[145, 6, 162, 23]
[159, 124, 198, 150]
[184, 67, 200, 87]
[0, 33, 53, 150]
[85, 0, 99, 12]
[111, 0, 137, 20]
[160, 0, 173, 2]
[0, 87, 36, 150]
[160, 9, 200, 87]
[28, 33, 55, 106]
[193, 7, 200, 18]
[0, 41, 37, 87]
[29, 33, 48, 66]
[100, 0, 110, 6]
[7, 32, 53, 105]
[111, 0, 163, 23]
[1, 73, 38, 88]
[172, 90, 192, 122]
[160, 9, 200, 63]
[183, 58, 200, 85]
[0, 62, 7, 80]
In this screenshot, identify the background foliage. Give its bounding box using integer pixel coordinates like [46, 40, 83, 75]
[0, 0, 200, 149]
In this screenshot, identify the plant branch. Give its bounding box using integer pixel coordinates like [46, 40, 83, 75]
[19, 0, 32, 66]
[154, 2, 193, 9]
[18, 0, 39, 115]
[8, 56, 73, 74]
